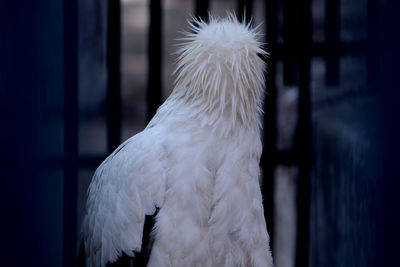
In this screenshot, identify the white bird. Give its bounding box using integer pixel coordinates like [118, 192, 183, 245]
[82, 14, 273, 267]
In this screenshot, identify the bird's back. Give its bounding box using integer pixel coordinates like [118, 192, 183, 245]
[146, 116, 270, 267]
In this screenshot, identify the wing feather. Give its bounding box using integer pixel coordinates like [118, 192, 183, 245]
[83, 127, 167, 267]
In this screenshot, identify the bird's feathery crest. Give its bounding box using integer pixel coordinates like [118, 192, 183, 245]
[172, 14, 267, 130]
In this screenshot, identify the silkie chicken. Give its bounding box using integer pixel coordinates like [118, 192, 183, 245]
[81, 14, 273, 267]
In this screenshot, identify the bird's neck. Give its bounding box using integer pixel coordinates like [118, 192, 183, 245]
[171, 88, 263, 136]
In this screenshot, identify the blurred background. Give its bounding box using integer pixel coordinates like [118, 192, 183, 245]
[0, 0, 399, 266]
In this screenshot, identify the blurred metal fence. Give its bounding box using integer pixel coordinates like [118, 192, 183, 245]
[62, 0, 376, 266]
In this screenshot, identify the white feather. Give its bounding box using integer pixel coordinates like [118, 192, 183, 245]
[83, 14, 273, 267]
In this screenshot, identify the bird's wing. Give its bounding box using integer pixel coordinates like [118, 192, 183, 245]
[83, 127, 167, 267]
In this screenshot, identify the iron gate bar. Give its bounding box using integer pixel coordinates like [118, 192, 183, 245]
[295, 0, 312, 266]
[325, 0, 340, 85]
[63, 0, 78, 265]
[275, 149, 298, 165]
[195, 0, 209, 21]
[237, 0, 253, 24]
[283, 0, 299, 85]
[262, 0, 278, 254]
[260, 149, 298, 166]
[147, 0, 163, 122]
[367, 0, 379, 92]
[107, 0, 122, 153]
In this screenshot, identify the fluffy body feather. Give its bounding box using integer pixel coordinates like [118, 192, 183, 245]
[83, 15, 273, 267]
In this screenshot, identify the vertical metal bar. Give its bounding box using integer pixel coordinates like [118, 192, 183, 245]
[237, 0, 253, 23]
[63, 0, 78, 265]
[262, 0, 278, 253]
[325, 0, 340, 85]
[295, 0, 312, 266]
[147, 0, 163, 122]
[376, 2, 400, 265]
[195, 0, 209, 21]
[283, 0, 299, 85]
[366, 0, 379, 92]
[107, 0, 121, 152]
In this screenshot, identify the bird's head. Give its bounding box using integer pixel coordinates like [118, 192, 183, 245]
[172, 14, 267, 129]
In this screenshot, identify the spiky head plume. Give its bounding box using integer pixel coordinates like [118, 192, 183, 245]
[172, 14, 267, 130]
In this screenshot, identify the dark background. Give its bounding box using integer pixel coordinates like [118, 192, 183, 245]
[0, 0, 399, 266]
